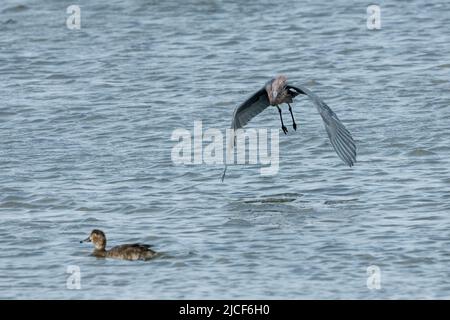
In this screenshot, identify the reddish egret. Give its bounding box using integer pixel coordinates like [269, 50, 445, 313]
[221, 75, 356, 181]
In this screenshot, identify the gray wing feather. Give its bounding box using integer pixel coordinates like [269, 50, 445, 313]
[231, 87, 270, 130]
[222, 87, 270, 181]
[288, 84, 356, 167]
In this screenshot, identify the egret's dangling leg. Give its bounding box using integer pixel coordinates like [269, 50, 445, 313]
[288, 103, 297, 131]
[276, 105, 288, 134]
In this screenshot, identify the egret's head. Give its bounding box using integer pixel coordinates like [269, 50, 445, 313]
[266, 75, 288, 105]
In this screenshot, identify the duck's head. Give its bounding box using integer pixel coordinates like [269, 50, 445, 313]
[81, 229, 106, 250]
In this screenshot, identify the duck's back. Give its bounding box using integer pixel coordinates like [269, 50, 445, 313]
[107, 243, 157, 261]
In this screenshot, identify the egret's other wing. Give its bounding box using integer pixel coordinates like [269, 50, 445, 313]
[231, 87, 270, 130]
[222, 87, 271, 182]
[287, 84, 356, 167]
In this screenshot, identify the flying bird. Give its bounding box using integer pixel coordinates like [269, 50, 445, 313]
[221, 75, 356, 181]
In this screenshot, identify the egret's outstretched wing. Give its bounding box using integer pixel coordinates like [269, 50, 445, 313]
[287, 84, 356, 167]
[231, 87, 271, 130]
[222, 87, 271, 182]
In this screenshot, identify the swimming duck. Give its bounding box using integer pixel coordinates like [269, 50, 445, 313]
[80, 229, 157, 261]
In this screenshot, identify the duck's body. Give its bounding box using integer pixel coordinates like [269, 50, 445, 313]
[81, 229, 157, 261]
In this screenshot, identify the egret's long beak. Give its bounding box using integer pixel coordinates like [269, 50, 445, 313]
[80, 237, 91, 243]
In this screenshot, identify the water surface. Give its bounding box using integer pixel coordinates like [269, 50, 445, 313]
[1, 0, 450, 299]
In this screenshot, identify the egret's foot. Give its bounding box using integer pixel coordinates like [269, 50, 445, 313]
[282, 125, 288, 134]
[287, 103, 297, 131]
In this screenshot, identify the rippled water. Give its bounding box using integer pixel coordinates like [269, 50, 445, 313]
[1, 0, 450, 299]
